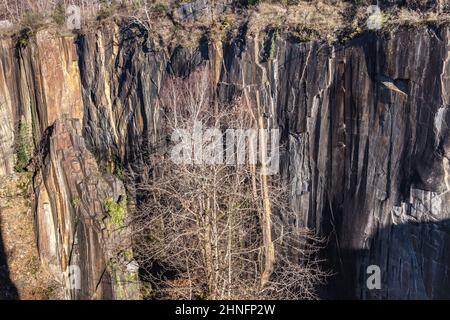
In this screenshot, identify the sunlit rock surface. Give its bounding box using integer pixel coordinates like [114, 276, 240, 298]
[34, 118, 139, 299]
[0, 22, 449, 299]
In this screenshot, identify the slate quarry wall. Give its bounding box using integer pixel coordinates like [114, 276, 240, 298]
[0, 22, 449, 299]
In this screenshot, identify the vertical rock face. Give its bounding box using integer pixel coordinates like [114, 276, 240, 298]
[0, 30, 140, 299]
[184, 27, 448, 299]
[1, 21, 449, 299]
[77, 23, 167, 171]
[0, 29, 84, 172]
[281, 29, 450, 299]
[34, 118, 139, 299]
[33, 31, 83, 131]
[0, 38, 15, 175]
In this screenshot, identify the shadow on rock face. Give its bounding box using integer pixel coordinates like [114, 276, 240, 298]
[0, 214, 18, 300]
[325, 218, 450, 300]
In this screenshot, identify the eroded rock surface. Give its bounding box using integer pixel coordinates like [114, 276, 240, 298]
[85, 24, 448, 299]
[0, 38, 16, 175]
[0, 21, 449, 299]
[34, 118, 139, 299]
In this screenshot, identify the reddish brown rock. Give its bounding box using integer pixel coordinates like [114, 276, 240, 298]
[34, 118, 139, 300]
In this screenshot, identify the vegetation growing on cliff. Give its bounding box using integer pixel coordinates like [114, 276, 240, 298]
[130, 67, 328, 300]
[106, 196, 127, 228]
[14, 120, 31, 172]
[3, 1, 450, 44]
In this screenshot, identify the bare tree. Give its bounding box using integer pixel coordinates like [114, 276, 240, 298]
[129, 66, 328, 300]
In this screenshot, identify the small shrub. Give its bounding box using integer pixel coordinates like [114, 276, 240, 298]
[248, 0, 260, 6]
[71, 197, 81, 209]
[97, 3, 117, 21]
[20, 11, 45, 29]
[123, 249, 134, 260]
[112, 155, 125, 181]
[51, 3, 66, 26]
[16, 28, 32, 48]
[126, 272, 138, 282]
[17, 172, 32, 197]
[268, 29, 278, 60]
[105, 196, 126, 228]
[14, 121, 31, 172]
[153, 3, 168, 16]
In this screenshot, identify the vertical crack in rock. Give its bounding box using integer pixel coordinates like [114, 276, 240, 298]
[0, 39, 15, 175]
[34, 118, 139, 299]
